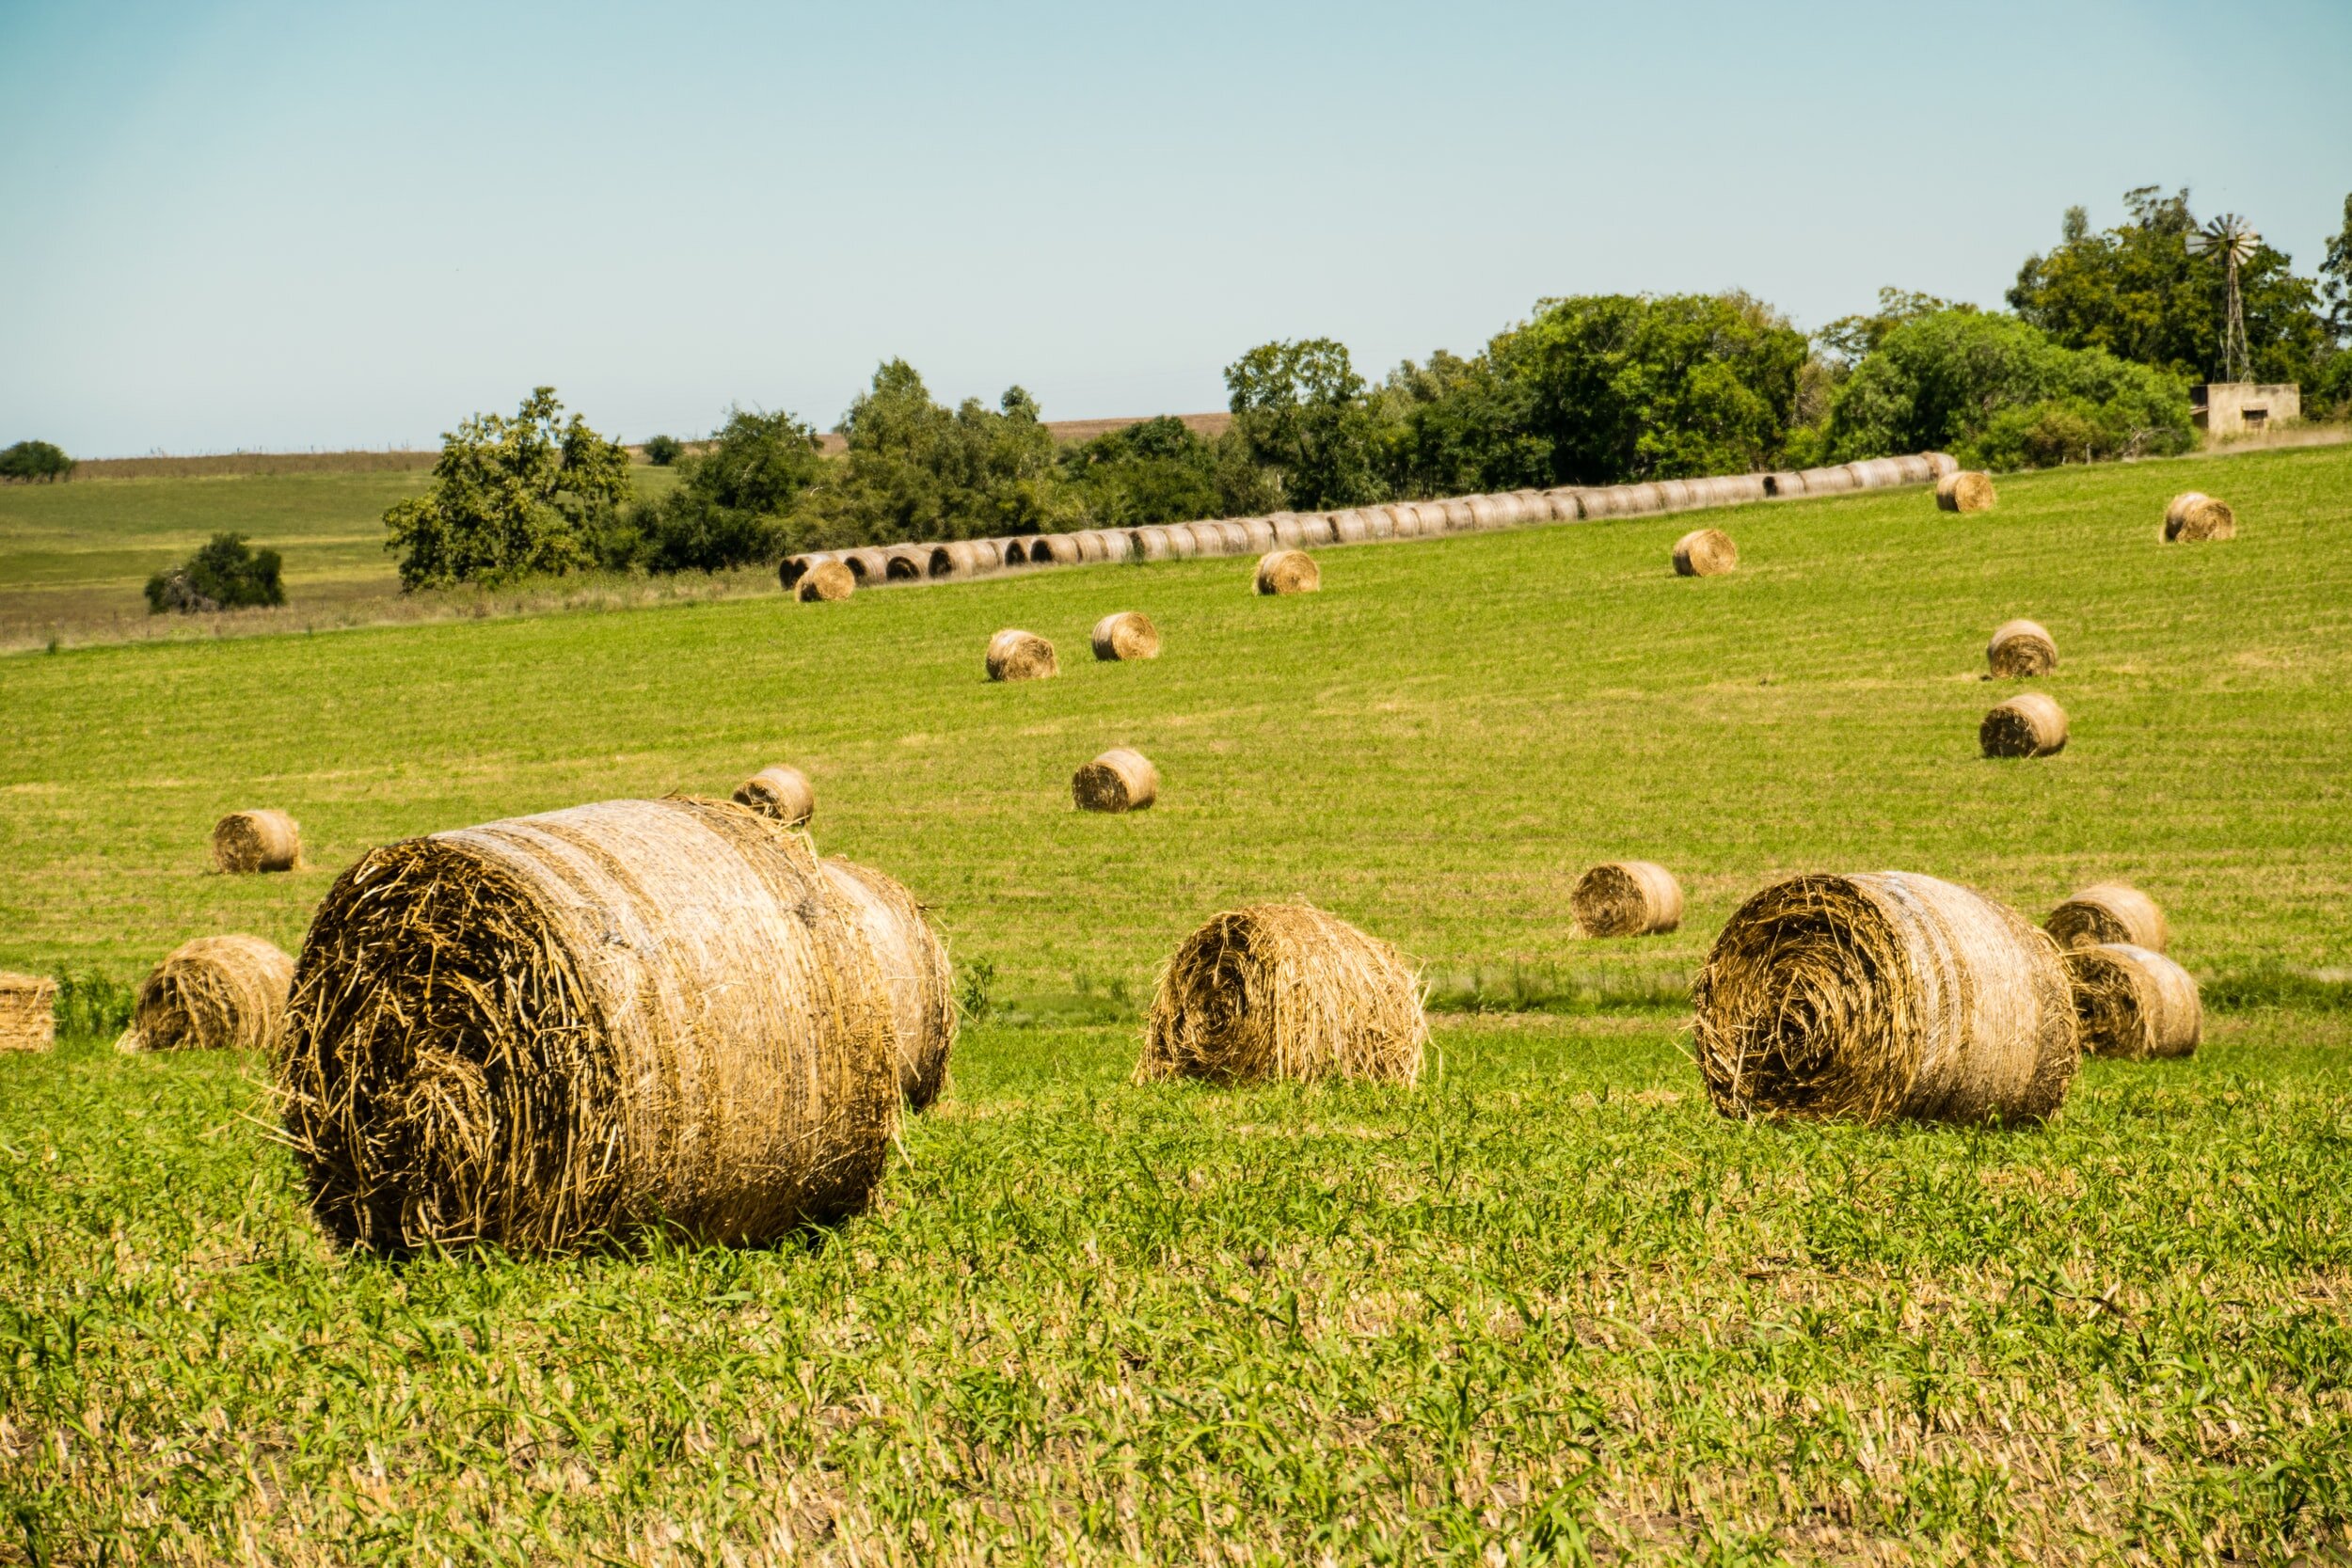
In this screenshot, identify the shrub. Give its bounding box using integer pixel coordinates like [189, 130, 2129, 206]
[1059, 416, 1232, 527]
[0, 439, 72, 482]
[1224, 339, 1384, 510]
[144, 533, 285, 614]
[382, 388, 632, 590]
[642, 434, 684, 467]
[632, 407, 823, 572]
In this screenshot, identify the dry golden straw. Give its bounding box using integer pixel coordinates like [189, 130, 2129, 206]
[0, 973, 55, 1053]
[2045, 882, 2169, 952]
[733, 765, 815, 827]
[2164, 492, 2235, 542]
[213, 809, 301, 874]
[1572, 861, 1685, 938]
[1139, 904, 1425, 1085]
[2063, 942, 2201, 1060]
[1090, 611, 1161, 662]
[1692, 871, 2078, 1124]
[117, 935, 294, 1054]
[1073, 748, 1158, 814]
[1254, 550, 1320, 595]
[1937, 471, 1997, 513]
[821, 857, 955, 1112]
[986, 629, 1058, 682]
[1980, 690, 2069, 757]
[1986, 619, 2058, 678]
[276, 797, 898, 1254]
[797, 561, 855, 602]
[1672, 528, 1738, 577]
[1032, 534, 1082, 566]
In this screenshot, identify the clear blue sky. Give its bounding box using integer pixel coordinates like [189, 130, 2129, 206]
[4, 0, 2347, 456]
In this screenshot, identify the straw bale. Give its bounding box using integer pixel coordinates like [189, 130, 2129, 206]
[2164, 493, 2235, 542]
[1467, 495, 1513, 529]
[1692, 871, 2078, 1124]
[1937, 471, 1997, 513]
[1033, 533, 1082, 567]
[841, 547, 891, 581]
[1798, 466, 1857, 496]
[117, 935, 294, 1053]
[1215, 520, 1255, 554]
[1717, 474, 1772, 506]
[1572, 861, 1684, 938]
[883, 548, 924, 581]
[1161, 525, 1202, 560]
[1925, 451, 1960, 478]
[1763, 472, 1805, 499]
[1439, 499, 1478, 531]
[797, 561, 855, 601]
[1891, 454, 1939, 484]
[821, 858, 955, 1110]
[1673, 528, 1738, 577]
[1073, 747, 1159, 813]
[1655, 480, 1698, 513]
[277, 797, 899, 1253]
[2045, 882, 2169, 953]
[0, 973, 55, 1053]
[1090, 611, 1161, 662]
[1298, 514, 1339, 546]
[1986, 619, 2057, 678]
[1254, 550, 1321, 595]
[2063, 942, 2201, 1060]
[1133, 527, 1173, 562]
[1073, 531, 1108, 564]
[928, 542, 981, 578]
[1330, 510, 1368, 544]
[215, 810, 302, 874]
[1980, 690, 2068, 758]
[1240, 518, 1277, 553]
[1362, 504, 1400, 538]
[1138, 904, 1424, 1085]
[779, 553, 828, 589]
[733, 764, 816, 827]
[986, 629, 1058, 682]
[1097, 530, 1136, 563]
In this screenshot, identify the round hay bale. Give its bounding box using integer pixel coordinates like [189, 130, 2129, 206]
[1980, 690, 2068, 758]
[1297, 514, 1340, 546]
[841, 547, 891, 582]
[1090, 610, 1161, 662]
[1366, 504, 1403, 538]
[1672, 528, 1738, 578]
[1655, 479, 1699, 513]
[986, 628, 1058, 682]
[214, 810, 301, 874]
[1033, 533, 1082, 567]
[1466, 495, 1512, 530]
[1132, 528, 1173, 562]
[2063, 942, 2201, 1061]
[1138, 904, 1425, 1085]
[1073, 531, 1108, 564]
[1925, 451, 1960, 478]
[117, 935, 294, 1054]
[883, 548, 924, 581]
[1382, 502, 1424, 538]
[1330, 510, 1369, 544]
[1073, 747, 1158, 813]
[1439, 499, 1478, 532]
[1254, 550, 1320, 595]
[0, 973, 56, 1053]
[820, 857, 955, 1110]
[2165, 493, 2235, 542]
[733, 764, 816, 827]
[1164, 524, 1205, 560]
[1986, 618, 2057, 678]
[927, 542, 973, 578]
[1937, 471, 1997, 513]
[1762, 472, 1805, 499]
[1692, 871, 2078, 1124]
[797, 561, 855, 602]
[1891, 454, 1939, 484]
[779, 553, 818, 589]
[996, 538, 1034, 565]
[1846, 458, 1905, 489]
[1716, 474, 1772, 506]
[2045, 882, 2169, 953]
[1215, 520, 1255, 554]
[277, 797, 899, 1253]
[1239, 517, 1277, 553]
[1267, 515, 1305, 548]
[1799, 466, 1857, 496]
[1572, 861, 1685, 938]
[1097, 530, 1136, 563]
[1622, 484, 1669, 515]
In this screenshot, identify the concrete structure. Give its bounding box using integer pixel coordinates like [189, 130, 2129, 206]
[2193, 382, 2300, 436]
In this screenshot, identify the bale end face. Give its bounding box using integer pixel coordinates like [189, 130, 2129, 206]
[2164, 493, 2235, 542]
[2045, 883, 2169, 953]
[0, 973, 56, 1053]
[1986, 619, 2058, 678]
[733, 765, 816, 827]
[1090, 611, 1161, 662]
[119, 934, 294, 1053]
[1073, 749, 1158, 814]
[2064, 942, 2201, 1060]
[1571, 861, 1684, 938]
[1980, 691, 2069, 758]
[796, 562, 855, 602]
[213, 810, 302, 874]
[1672, 529, 1737, 577]
[1937, 471, 1997, 513]
[986, 629, 1059, 682]
[1254, 550, 1320, 595]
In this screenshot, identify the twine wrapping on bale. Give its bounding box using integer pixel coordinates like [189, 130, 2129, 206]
[733, 765, 816, 827]
[1255, 550, 1321, 595]
[1987, 619, 2058, 678]
[276, 797, 899, 1254]
[1090, 611, 1160, 662]
[214, 810, 302, 874]
[2045, 883, 2169, 952]
[820, 857, 955, 1111]
[117, 935, 294, 1054]
[1937, 471, 1997, 513]
[797, 561, 855, 602]
[0, 973, 56, 1053]
[1572, 861, 1685, 938]
[1980, 690, 2068, 758]
[2064, 943, 2201, 1060]
[986, 629, 1058, 682]
[2165, 493, 2235, 542]
[1138, 904, 1425, 1085]
[1673, 529, 1738, 578]
[1073, 747, 1158, 814]
[1692, 871, 2078, 1125]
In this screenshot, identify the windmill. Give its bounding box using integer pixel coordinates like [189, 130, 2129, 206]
[2186, 214, 2261, 384]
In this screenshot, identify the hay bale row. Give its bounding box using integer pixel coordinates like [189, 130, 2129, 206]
[0, 973, 56, 1053]
[118, 935, 294, 1054]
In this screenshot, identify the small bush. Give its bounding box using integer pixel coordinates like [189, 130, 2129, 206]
[643, 434, 684, 467]
[52, 971, 135, 1040]
[144, 533, 285, 614]
[0, 439, 72, 482]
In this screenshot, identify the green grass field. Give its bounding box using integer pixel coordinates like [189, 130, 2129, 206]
[4, 445, 2350, 1562]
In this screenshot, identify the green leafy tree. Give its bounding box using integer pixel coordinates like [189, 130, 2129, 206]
[382, 388, 632, 590]
[642, 434, 684, 467]
[144, 532, 284, 613]
[633, 407, 824, 572]
[1224, 338, 1383, 509]
[1816, 289, 1964, 373]
[1372, 349, 1548, 499]
[1058, 416, 1224, 526]
[0, 439, 73, 482]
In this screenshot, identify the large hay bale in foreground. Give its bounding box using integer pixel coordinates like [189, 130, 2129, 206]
[1572, 861, 1684, 938]
[1980, 690, 2068, 757]
[2063, 942, 2201, 1060]
[1090, 611, 1160, 662]
[1073, 747, 1158, 813]
[2045, 882, 2169, 952]
[1937, 471, 1997, 513]
[733, 764, 816, 827]
[277, 798, 898, 1253]
[821, 858, 955, 1111]
[117, 935, 294, 1053]
[1255, 550, 1320, 595]
[1673, 529, 1738, 577]
[214, 810, 301, 874]
[0, 973, 55, 1053]
[986, 629, 1058, 682]
[2165, 493, 2235, 542]
[1986, 619, 2058, 677]
[797, 561, 855, 601]
[1139, 904, 1425, 1085]
[1692, 872, 2078, 1124]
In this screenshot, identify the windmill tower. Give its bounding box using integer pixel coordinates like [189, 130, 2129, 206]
[2186, 214, 2260, 385]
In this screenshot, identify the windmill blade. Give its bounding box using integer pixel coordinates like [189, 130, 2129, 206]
[2185, 231, 2213, 255]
